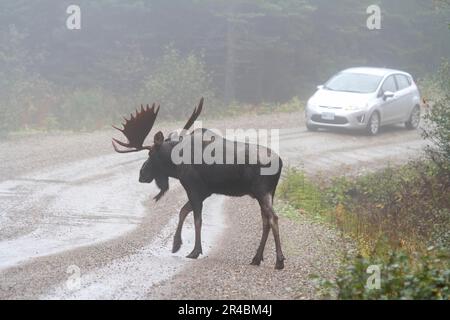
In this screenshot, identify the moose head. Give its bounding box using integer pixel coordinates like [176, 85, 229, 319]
[112, 98, 204, 201]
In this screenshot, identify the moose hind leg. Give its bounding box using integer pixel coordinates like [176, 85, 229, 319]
[172, 202, 192, 253]
[259, 194, 285, 270]
[186, 203, 203, 259]
[251, 213, 270, 266]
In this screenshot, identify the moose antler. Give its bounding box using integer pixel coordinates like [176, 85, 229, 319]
[112, 103, 160, 153]
[183, 97, 204, 131]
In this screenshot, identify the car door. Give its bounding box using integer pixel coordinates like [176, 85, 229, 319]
[378, 75, 400, 124]
[394, 74, 414, 121]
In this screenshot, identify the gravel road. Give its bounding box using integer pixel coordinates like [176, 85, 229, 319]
[0, 111, 426, 299]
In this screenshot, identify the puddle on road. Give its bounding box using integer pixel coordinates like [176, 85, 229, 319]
[41, 195, 226, 300]
[0, 153, 151, 269]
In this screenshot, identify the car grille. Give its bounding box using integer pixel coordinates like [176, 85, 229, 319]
[311, 114, 348, 125]
[319, 106, 342, 110]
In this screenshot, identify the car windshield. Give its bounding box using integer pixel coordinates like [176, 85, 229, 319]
[324, 73, 383, 93]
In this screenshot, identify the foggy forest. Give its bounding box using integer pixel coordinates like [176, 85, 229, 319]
[0, 0, 449, 133]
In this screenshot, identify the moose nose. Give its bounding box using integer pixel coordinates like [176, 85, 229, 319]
[138, 170, 146, 183]
[139, 172, 152, 183]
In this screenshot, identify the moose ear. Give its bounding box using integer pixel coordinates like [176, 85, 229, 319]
[154, 131, 164, 146]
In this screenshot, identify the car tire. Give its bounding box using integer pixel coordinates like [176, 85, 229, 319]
[366, 112, 380, 136]
[405, 106, 421, 130]
[306, 122, 318, 132]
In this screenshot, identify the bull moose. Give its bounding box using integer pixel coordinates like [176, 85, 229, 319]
[112, 98, 285, 269]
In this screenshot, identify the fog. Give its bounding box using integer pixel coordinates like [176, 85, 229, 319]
[0, 0, 449, 132]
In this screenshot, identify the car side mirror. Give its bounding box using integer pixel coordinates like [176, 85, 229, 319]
[317, 85, 324, 90]
[383, 91, 395, 100]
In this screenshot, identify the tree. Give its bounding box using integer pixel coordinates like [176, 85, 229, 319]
[422, 61, 450, 171]
[140, 48, 218, 119]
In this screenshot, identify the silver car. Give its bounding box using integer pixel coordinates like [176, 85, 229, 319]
[305, 67, 422, 135]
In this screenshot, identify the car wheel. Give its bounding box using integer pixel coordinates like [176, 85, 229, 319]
[366, 112, 380, 136]
[405, 106, 420, 130]
[306, 122, 318, 132]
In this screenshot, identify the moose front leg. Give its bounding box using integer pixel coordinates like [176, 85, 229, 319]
[172, 202, 192, 253]
[186, 201, 203, 259]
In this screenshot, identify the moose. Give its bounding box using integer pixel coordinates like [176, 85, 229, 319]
[112, 98, 285, 269]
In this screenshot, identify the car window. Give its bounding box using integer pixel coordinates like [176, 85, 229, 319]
[381, 75, 397, 93]
[395, 74, 411, 90]
[325, 73, 383, 93]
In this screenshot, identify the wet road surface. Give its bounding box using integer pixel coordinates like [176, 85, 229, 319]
[0, 114, 426, 299]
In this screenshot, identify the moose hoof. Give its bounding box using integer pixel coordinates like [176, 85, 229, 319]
[250, 256, 263, 266]
[275, 259, 285, 270]
[172, 239, 182, 253]
[186, 250, 202, 259]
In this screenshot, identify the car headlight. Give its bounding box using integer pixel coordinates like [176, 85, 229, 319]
[307, 101, 318, 109]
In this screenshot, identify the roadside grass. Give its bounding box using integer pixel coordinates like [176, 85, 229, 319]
[276, 168, 331, 223]
[0, 96, 305, 139]
[277, 162, 450, 299]
[218, 96, 304, 118]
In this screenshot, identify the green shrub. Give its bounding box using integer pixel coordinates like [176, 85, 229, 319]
[331, 163, 449, 254]
[57, 88, 118, 131]
[423, 97, 450, 171]
[419, 60, 449, 102]
[422, 60, 450, 172]
[140, 48, 219, 119]
[330, 247, 450, 300]
[0, 71, 58, 136]
[280, 163, 450, 300]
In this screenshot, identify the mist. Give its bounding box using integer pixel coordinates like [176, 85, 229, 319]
[0, 0, 449, 133]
